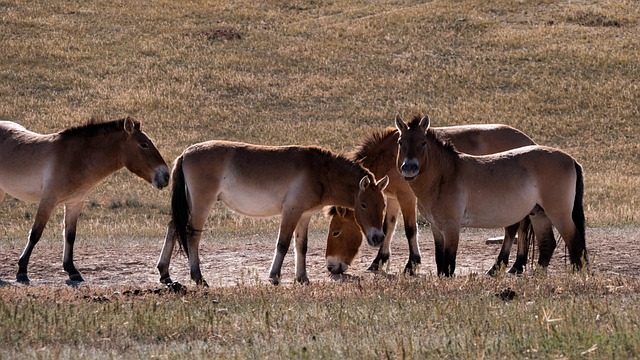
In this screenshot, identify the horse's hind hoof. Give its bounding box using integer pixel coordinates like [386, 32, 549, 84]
[269, 276, 280, 286]
[16, 273, 30, 284]
[166, 281, 186, 294]
[69, 273, 85, 282]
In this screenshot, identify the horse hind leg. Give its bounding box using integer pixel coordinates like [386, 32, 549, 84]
[529, 208, 557, 269]
[508, 217, 534, 274]
[487, 222, 519, 276]
[157, 220, 177, 285]
[17, 199, 56, 283]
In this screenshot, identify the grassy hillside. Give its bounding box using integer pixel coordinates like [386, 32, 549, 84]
[0, 0, 638, 242]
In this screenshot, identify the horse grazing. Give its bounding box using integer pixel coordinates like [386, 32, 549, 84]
[0, 117, 170, 284]
[326, 123, 539, 276]
[156, 140, 389, 286]
[395, 114, 587, 276]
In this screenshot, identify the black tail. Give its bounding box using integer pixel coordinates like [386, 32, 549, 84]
[572, 161, 587, 265]
[171, 156, 191, 256]
[520, 215, 535, 265]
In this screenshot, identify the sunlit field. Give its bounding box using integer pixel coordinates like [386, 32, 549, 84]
[0, 0, 638, 358]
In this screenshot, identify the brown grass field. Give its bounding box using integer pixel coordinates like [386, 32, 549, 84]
[0, 0, 639, 358]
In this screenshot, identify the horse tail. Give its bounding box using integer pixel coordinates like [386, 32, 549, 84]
[521, 215, 535, 263]
[572, 161, 587, 265]
[171, 155, 191, 257]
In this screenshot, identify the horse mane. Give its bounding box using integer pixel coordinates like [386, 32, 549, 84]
[313, 146, 374, 185]
[349, 127, 397, 163]
[406, 111, 459, 155]
[59, 117, 140, 137]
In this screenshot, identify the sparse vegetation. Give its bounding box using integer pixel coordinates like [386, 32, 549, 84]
[0, 0, 638, 358]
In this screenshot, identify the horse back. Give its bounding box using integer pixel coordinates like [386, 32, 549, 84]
[435, 124, 536, 155]
[179, 141, 325, 217]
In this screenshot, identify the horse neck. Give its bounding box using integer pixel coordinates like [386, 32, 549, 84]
[60, 132, 126, 179]
[416, 134, 459, 196]
[321, 157, 370, 208]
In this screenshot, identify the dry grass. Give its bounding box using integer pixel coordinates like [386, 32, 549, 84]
[0, 0, 639, 358]
[1, 274, 640, 358]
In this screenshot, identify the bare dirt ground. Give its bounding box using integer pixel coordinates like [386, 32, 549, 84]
[0, 226, 638, 288]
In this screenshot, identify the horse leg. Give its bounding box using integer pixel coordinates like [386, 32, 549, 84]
[509, 217, 534, 274]
[157, 220, 177, 284]
[431, 229, 458, 276]
[398, 193, 420, 275]
[269, 211, 302, 285]
[441, 228, 460, 277]
[368, 198, 399, 272]
[530, 210, 556, 268]
[487, 222, 518, 276]
[550, 217, 585, 270]
[62, 202, 85, 282]
[184, 205, 213, 287]
[17, 199, 56, 283]
[294, 215, 312, 284]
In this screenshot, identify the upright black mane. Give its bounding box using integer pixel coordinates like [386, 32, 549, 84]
[406, 112, 459, 155]
[350, 127, 397, 163]
[59, 117, 140, 137]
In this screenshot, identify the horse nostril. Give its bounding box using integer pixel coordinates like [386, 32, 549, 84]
[401, 163, 417, 173]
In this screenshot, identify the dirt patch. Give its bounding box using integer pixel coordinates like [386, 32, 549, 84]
[0, 226, 637, 288]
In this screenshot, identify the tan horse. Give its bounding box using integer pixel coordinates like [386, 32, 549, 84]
[156, 140, 389, 286]
[326, 124, 539, 276]
[396, 114, 587, 276]
[0, 118, 170, 284]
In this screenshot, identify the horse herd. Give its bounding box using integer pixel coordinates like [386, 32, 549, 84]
[0, 114, 587, 286]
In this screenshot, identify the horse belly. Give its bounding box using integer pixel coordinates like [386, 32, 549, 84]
[218, 184, 284, 218]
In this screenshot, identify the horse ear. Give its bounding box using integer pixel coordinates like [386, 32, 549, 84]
[395, 114, 408, 132]
[376, 175, 389, 191]
[124, 116, 135, 134]
[336, 206, 349, 217]
[359, 176, 371, 191]
[419, 114, 431, 134]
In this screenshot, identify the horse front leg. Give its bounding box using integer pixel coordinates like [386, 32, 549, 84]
[368, 198, 400, 272]
[294, 215, 312, 284]
[269, 212, 301, 285]
[157, 220, 177, 285]
[399, 193, 420, 275]
[62, 202, 85, 283]
[17, 199, 56, 284]
[439, 226, 460, 277]
[487, 222, 519, 276]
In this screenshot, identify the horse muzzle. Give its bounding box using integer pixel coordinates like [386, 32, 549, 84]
[400, 159, 420, 181]
[326, 257, 349, 274]
[152, 166, 170, 189]
[366, 228, 385, 247]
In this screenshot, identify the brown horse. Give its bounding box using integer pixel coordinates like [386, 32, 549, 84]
[156, 140, 389, 286]
[395, 114, 587, 276]
[326, 124, 539, 276]
[0, 118, 170, 284]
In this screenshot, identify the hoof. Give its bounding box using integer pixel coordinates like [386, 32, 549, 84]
[16, 273, 30, 284]
[404, 263, 419, 276]
[296, 275, 310, 285]
[166, 281, 186, 293]
[196, 279, 209, 288]
[69, 273, 85, 282]
[269, 276, 280, 286]
[160, 276, 173, 285]
[507, 267, 523, 275]
[367, 261, 382, 272]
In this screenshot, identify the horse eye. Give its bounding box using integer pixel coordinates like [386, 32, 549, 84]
[360, 202, 367, 209]
[332, 231, 341, 237]
[421, 140, 427, 147]
[140, 142, 150, 149]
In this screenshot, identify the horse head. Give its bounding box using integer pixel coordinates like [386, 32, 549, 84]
[325, 206, 363, 274]
[354, 175, 389, 248]
[121, 117, 170, 189]
[395, 113, 430, 182]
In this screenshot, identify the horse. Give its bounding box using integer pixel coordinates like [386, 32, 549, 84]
[156, 140, 389, 286]
[0, 117, 170, 284]
[325, 124, 540, 276]
[395, 113, 587, 276]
